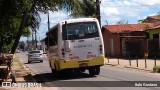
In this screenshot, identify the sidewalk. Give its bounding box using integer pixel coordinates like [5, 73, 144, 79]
[104, 57, 160, 71]
[0, 55, 35, 90]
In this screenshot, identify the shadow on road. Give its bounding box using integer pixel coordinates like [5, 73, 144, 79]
[23, 62, 42, 64]
[33, 71, 96, 83]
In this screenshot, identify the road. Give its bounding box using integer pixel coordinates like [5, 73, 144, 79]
[17, 52, 160, 90]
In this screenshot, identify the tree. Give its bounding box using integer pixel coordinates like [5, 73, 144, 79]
[0, 0, 33, 53]
[11, 0, 97, 54]
[138, 19, 148, 24]
[0, 0, 96, 54]
[67, 0, 96, 17]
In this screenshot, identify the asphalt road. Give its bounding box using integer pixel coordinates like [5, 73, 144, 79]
[16, 51, 160, 90]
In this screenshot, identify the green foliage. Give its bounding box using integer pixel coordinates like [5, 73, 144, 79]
[153, 65, 160, 73]
[2, 38, 14, 53]
[0, 0, 36, 52]
[56, 0, 96, 17]
[22, 28, 31, 37]
[138, 19, 148, 23]
[82, 0, 96, 17]
[0, 0, 96, 53]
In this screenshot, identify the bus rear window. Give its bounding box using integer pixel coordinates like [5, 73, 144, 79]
[62, 22, 99, 40]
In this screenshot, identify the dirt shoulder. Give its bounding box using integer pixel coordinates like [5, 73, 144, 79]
[9, 55, 34, 82]
[0, 54, 35, 89]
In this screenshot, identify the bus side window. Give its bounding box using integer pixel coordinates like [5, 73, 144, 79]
[49, 28, 58, 46]
[62, 25, 68, 40]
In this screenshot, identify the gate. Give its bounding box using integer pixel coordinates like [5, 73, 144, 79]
[126, 39, 144, 58]
[148, 39, 159, 57]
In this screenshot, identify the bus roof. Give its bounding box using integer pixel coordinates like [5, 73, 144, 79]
[60, 18, 97, 23]
[46, 18, 98, 34]
[46, 24, 58, 34]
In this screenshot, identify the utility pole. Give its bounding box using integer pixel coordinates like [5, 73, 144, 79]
[47, 10, 50, 48]
[27, 36, 29, 51]
[32, 31, 33, 47]
[35, 30, 37, 49]
[96, 0, 101, 27]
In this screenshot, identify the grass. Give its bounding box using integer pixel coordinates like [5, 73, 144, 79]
[13, 56, 24, 69]
[153, 65, 160, 73]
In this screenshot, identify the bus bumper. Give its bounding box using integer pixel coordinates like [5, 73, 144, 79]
[54, 55, 105, 71]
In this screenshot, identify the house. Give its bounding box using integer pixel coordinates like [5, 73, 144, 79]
[145, 25, 160, 57]
[141, 15, 160, 57]
[146, 25, 160, 39]
[146, 15, 160, 24]
[102, 23, 153, 57]
[144, 15, 160, 39]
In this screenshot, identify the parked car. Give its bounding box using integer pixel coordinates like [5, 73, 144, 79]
[28, 50, 43, 63]
[39, 50, 43, 54]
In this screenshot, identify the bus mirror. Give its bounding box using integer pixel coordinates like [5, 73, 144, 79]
[64, 40, 71, 52]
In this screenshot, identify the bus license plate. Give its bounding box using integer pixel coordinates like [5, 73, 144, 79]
[79, 63, 88, 67]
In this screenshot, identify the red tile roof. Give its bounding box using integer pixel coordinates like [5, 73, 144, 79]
[147, 15, 160, 20]
[147, 25, 160, 30]
[102, 23, 153, 33]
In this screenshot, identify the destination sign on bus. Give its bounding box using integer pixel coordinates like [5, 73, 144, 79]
[74, 44, 92, 48]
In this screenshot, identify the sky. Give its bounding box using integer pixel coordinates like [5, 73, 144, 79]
[21, 0, 160, 41]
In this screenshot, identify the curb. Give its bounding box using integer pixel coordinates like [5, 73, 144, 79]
[21, 65, 37, 82]
[124, 65, 152, 72]
[15, 55, 37, 82]
[105, 63, 118, 66]
[16, 56, 47, 86]
[105, 63, 152, 72]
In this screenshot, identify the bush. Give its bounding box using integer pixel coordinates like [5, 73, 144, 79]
[153, 65, 160, 73]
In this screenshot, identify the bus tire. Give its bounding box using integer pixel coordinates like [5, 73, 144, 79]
[79, 68, 86, 73]
[51, 69, 58, 77]
[89, 67, 100, 75]
[28, 61, 31, 63]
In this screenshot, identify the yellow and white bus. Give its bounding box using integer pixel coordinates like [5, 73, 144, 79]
[45, 18, 105, 76]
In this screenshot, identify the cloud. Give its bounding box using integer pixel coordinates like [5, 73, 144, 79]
[38, 11, 72, 39]
[132, 0, 160, 5]
[40, 11, 70, 26]
[39, 0, 160, 27]
[19, 0, 160, 41]
[101, 15, 121, 25]
[101, 6, 119, 16]
[39, 0, 160, 26]
[100, 0, 160, 25]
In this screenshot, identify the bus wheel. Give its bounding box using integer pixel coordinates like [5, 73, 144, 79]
[51, 69, 58, 77]
[88, 67, 100, 75]
[80, 68, 86, 73]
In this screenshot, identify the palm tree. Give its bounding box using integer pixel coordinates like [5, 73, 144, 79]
[10, 0, 96, 54]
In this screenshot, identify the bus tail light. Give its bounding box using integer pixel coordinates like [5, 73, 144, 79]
[62, 52, 65, 55]
[61, 48, 64, 52]
[99, 45, 103, 53]
[62, 48, 65, 57]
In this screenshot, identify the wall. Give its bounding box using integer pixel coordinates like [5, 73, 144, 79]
[102, 29, 121, 57]
[148, 29, 160, 39]
[112, 33, 121, 57]
[102, 29, 112, 57]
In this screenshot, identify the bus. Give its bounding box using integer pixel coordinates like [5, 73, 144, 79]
[45, 18, 105, 76]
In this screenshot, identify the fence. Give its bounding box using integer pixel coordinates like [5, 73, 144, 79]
[105, 57, 160, 71]
[124, 39, 159, 58]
